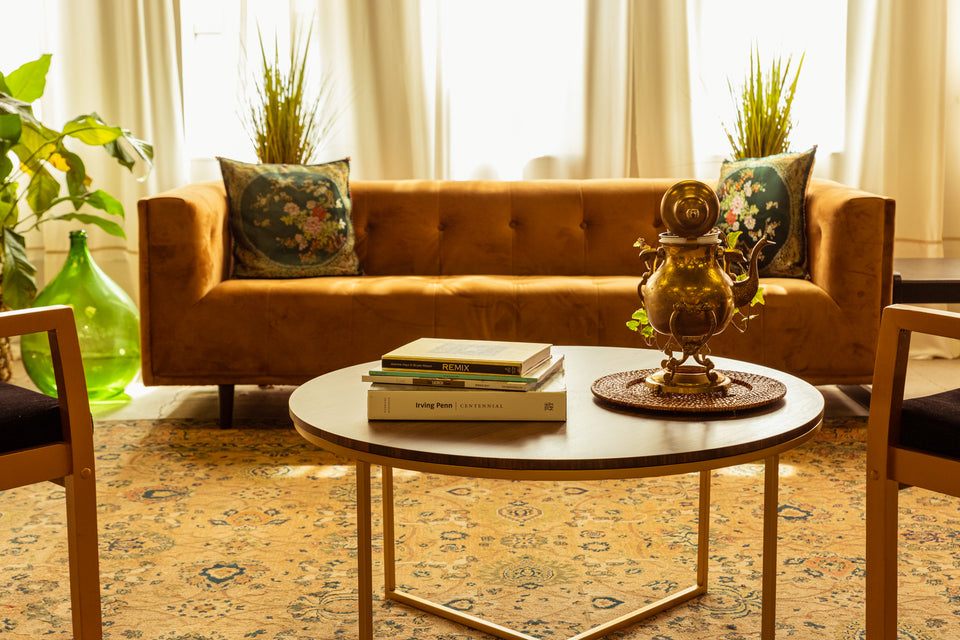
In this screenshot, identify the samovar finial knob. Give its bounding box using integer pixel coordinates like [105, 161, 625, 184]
[660, 180, 719, 238]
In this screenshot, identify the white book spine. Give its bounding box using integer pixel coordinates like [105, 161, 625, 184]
[361, 375, 531, 391]
[367, 381, 566, 421]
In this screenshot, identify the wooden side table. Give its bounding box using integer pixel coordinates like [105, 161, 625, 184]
[841, 258, 960, 407]
[892, 258, 960, 304]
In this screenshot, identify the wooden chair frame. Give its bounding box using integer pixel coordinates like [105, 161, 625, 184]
[865, 303, 960, 638]
[0, 305, 102, 639]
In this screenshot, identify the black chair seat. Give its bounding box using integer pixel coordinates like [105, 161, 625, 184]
[899, 387, 960, 459]
[0, 382, 62, 453]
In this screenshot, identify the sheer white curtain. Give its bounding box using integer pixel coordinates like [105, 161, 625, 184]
[339, 0, 433, 179]
[46, 0, 187, 302]
[844, 0, 954, 260]
[623, 0, 694, 178]
[843, 0, 960, 357]
[584, 0, 696, 180]
[321, 0, 694, 181]
[326, 0, 596, 181]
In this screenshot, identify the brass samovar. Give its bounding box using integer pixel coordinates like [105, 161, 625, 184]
[636, 180, 771, 395]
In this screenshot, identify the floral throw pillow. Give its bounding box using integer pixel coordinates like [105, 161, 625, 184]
[218, 157, 361, 278]
[716, 146, 817, 278]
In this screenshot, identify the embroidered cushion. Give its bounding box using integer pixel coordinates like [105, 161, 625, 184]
[716, 146, 816, 278]
[218, 157, 361, 278]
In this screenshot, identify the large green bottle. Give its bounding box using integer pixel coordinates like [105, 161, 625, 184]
[21, 230, 141, 401]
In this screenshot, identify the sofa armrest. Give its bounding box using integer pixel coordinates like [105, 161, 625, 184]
[137, 181, 230, 383]
[805, 178, 895, 314]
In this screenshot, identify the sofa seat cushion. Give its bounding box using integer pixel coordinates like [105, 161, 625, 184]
[708, 277, 871, 384]
[147, 274, 868, 386]
[148, 275, 642, 382]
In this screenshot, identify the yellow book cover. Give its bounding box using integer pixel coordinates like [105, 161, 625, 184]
[381, 337, 552, 376]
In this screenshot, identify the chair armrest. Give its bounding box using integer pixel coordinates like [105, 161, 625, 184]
[0, 305, 92, 445]
[879, 304, 960, 342]
[0, 304, 76, 338]
[874, 304, 960, 393]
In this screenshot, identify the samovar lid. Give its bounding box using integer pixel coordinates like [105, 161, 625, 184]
[659, 230, 721, 245]
[660, 179, 720, 238]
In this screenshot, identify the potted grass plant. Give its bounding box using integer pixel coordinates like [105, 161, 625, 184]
[724, 47, 803, 160]
[242, 24, 342, 164]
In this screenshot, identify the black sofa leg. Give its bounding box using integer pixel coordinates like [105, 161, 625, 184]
[218, 384, 234, 428]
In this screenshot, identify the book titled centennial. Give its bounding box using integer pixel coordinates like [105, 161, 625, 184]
[367, 372, 567, 421]
[363, 354, 565, 391]
[381, 337, 552, 376]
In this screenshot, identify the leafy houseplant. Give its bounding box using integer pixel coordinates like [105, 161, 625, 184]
[0, 54, 153, 311]
[243, 25, 342, 164]
[724, 48, 803, 160]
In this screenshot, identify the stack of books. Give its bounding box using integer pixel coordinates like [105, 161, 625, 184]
[365, 337, 566, 421]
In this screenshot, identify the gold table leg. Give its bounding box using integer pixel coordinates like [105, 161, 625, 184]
[356, 460, 373, 640]
[761, 454, 780, 639]
[382, 465, 395, 593]
[377, 469, 713, 640]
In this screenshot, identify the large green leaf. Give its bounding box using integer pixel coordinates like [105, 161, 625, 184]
[3, 54, 51, 103]
[0, 112, 21, 147]
[83, 189, 124, 218]
[103, 131, 154, 172]
[25, 165, 59, 214]
[0, 154, 13, 188]
[1, 228, 37, 309]
[15, 122, 59, 173]
[64, 114, 122, 146]
[0, 93, 39, 133]
[0, 181, 18, 228]
[58, 146, 89, 197]
[51, 212, 126, 239]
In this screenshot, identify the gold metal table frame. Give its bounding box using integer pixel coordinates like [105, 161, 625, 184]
[289, 346, 824, 640]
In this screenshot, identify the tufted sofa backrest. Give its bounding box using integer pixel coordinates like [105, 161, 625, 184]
[351, 179, 676, 277]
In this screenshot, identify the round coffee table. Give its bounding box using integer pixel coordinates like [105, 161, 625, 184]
[289, 345, 824, 640]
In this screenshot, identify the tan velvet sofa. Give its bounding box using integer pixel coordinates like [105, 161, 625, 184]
[138, 178, 894, 424]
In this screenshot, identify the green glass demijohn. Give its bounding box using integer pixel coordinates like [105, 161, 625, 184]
[21, 230, 141, 401]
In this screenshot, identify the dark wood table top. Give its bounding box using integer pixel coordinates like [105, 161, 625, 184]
[893, 257, 960, 304]
[289, 346, 824, 478]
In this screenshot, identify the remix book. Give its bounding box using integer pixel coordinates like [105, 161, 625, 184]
[381, 337, 552, 376]
[363, 354, 565, 391]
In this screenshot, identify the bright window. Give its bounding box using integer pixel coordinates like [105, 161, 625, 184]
[424, 0, 587, 180]
[180, 0, 305, 180]
[0, 0, 58, 120]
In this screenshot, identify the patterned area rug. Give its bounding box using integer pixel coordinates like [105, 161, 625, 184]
[1, 416, 958, 639]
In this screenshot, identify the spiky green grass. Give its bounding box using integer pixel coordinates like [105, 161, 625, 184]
[244, 25, 340, 165]
[725, 48, 803, 160]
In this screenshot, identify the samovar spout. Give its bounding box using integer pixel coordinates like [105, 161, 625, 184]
[731, 235, 773, 308]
